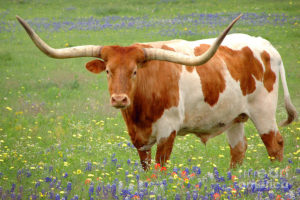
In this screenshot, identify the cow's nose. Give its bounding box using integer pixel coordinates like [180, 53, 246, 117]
[111, 94, 130, 108]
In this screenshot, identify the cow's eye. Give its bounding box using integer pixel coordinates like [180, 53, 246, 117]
[106, 70, 109, 74]
[133, 70, 137, 76]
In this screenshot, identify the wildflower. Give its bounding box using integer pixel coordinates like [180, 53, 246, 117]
[231, 175, 238, 181]
[155, 163, 161, 170]
[151, 174, 157, 179]
[192, 191, 198, 199]
[67, 182, 72, 192]
[86, 162, 92, 171]
[45, 177, 52, 182]
[181, 170, 187, 177]
[76, 169, 82, 174]
[5, 106, 12, 111]
[213, 193, 220, 200]
[89, 184, 94, 195]
[63, 173, 68, 178]
[161, 166, 167, 172]
[184, 178, 189, 184]
[175, 194, 181, 200]
[132, 195, 140, 199]
[85, 178, 92, 185]
[40, 192, 46, 198]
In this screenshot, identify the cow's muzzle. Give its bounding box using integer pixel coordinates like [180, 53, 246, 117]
[110, 94, 130, 109]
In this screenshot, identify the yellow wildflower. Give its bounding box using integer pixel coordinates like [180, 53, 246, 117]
[5, 107, 12, 111]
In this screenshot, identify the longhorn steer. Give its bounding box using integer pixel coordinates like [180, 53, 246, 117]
[17, 15, 297, 170]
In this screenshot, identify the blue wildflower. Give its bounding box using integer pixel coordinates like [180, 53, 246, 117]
[67, 182, 72, 192]
[26, 171, 31, 177]
[11, 183, 16, 193]
[89, 184, 94, 196]
[63, 173, 68, 178]
[175, 193, 181, 200]
[11, 193, 16, 200]
[192, 191, 198, 200]
[111, 183, 117, 197]
[186, 191, 191, 200]
[192, 166, 201, 175]
[45, 177, 52, 182]
[103, 185, 109, 198]
[86, 162, 92, 171]
[227, 171, 232, 180]
[184, 168, 190, 175]
[35, 181, 40, 188]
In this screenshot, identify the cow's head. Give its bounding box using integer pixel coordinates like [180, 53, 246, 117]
[86, 46, 145, 108]
[16, 15, 241, 109]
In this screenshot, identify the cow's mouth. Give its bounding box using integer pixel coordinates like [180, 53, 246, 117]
[112, 104, 129, 109]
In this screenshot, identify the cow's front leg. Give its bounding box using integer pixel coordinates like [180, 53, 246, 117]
[155, 131, 176, 166]
[226, 123, 248, 168]
[137, 149, 151, 170]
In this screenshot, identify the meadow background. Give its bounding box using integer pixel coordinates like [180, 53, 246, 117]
[0, 0, 299, 199]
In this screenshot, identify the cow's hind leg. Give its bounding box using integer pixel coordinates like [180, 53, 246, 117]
[250, 111, 284, 161]
[155, 131, 176, 166]
[226, 123, 248, 168]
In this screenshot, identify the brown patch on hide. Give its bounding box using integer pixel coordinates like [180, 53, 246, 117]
[194, 44, 226, 106]
[260, 51, 276, 92]
[229, 136, 248, 168]
[218, 46, 264, 95]
[260, 130, 284, 161]
[156, 131, 177, 166]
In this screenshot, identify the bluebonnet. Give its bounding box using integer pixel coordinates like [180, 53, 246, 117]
[86, 162, 92, 171]
[67, 182, 72, 192]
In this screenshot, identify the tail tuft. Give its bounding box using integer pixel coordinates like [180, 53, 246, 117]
[279, 96, 298, 127]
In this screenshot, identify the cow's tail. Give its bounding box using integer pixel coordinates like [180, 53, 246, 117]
[279, 62, 298, 126]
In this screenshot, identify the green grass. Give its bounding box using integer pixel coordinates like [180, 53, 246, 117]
[0, 0, 299, 199]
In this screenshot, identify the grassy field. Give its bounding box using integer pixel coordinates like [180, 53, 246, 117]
[0, 0, 299, 199]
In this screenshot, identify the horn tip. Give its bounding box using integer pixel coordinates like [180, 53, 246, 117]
[16, 15, 21, 21]
[16, 15, 25, 25]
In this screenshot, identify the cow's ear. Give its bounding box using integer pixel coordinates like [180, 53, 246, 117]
[86, 59, 106, 74]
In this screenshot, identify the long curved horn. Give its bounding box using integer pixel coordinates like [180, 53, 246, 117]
[143, 14, 242, 66]
[16, 16, 101, 58]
